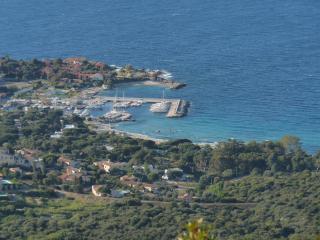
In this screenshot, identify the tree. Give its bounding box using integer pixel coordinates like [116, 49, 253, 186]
[178, 219, 216, 240]
[279, 135, 301, 153]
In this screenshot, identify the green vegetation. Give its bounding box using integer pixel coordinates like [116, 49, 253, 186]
[178, 219, 216, 240]
[0, 172, 319, 239]
[0, 56, 154, 90]
[0, 108, 319, 239]
[0, 56, 44, 81]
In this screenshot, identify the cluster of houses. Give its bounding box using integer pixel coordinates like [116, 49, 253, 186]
[90, 159, 193, 198]
[42, 57, 107, 83]
[0, 148, 43, 170]
[42, 57, 166, 87]
[0, 145, 194, 200]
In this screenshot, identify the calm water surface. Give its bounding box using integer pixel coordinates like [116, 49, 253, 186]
[0, 0, 319, 152]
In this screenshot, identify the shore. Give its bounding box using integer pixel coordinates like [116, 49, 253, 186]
[86, 120, 167, 144]
[110, 79, 186, 90]
[86, 120, 218, 147]
[142, 80, 186, 89]
[114, 128, 218, 147]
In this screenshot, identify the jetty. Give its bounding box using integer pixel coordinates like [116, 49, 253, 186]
[101, 96, 189, 117]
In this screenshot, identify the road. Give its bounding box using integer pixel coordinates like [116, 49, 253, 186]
[55, 190, 256, 209]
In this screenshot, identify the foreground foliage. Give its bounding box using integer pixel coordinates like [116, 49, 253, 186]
[0, 172, 319, 240]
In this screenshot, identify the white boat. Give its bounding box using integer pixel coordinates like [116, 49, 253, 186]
[73, 108, 82, 115]
[113, 101, 131, 108]
[80, 109, 90, 117]
[130, 101, 143, 107]
[150, 101, 170, 113]
[102, 84, 110, 90]
[103, 110, 132, 122]
[87, 104, 102, 110]
[150, 90, 170, 113]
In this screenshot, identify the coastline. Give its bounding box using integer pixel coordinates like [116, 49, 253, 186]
[86, 120, 168, 144]
[86, 119, 218, 147]
[114, 127, 219, 147]
[108, 79, 186, 89]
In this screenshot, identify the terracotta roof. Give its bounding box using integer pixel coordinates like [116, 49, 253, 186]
[120, 175, 138, 182]
[57, 156, 72, 166]
[63, 57, 87, 64]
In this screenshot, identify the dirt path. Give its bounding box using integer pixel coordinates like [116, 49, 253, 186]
[55, 190, 256, 208]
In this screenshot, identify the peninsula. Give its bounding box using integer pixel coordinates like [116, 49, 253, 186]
[0, 56, 186, 90]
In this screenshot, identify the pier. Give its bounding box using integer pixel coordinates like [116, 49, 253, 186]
[100, 96, 188, 117]
[166, 99, 181, 117]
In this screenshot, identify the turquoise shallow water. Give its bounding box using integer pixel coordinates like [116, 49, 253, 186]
[0, 0, 319, 152]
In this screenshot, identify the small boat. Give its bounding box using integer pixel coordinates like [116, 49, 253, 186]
[130, 100, 143, 107]
[113, 101, 131, 108]
[150, 101, 170, 113]
[103, 109, 132, 122]
[80, 109, 90, 117]
[102, 84, 110, 90]
[150, 90, 170, 113]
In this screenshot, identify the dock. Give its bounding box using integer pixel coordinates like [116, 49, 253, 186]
[166, 99, 181, 117]
[101, 96, 189, 117]
[102, 96, 175, 103]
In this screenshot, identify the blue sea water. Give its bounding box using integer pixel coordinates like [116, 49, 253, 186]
[0, 0, 320, 152]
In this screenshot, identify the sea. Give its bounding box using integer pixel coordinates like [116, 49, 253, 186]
[0, 0, 319, 152]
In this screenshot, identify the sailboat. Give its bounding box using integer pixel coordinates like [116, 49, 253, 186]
[113, 91, 131, 108]
[103, 90, 132, 122]
[150, 90, 170, 113]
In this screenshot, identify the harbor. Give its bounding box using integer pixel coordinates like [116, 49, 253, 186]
[101, 96, 189, 118]
[1, 85, 190, 127]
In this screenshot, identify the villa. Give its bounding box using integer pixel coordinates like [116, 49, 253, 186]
[59, 166, 82, 182]
[93, 160, 127, 173]
[57, 155, 73, 166]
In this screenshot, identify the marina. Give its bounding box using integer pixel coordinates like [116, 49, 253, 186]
[101, 96, 189, 118]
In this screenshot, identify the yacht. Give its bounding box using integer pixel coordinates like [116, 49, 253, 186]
[150, 101, 170, 113]
[113, 101, 131, 108]
[103, 109, 132, 122]
[130, 100, 143, 107]
[150, 90, 170, 113]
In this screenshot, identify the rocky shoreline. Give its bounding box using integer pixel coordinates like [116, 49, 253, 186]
[142, 79, 186, 89]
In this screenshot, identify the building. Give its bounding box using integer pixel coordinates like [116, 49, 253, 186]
[59, 166, 82, 182]
[15, 148, 43, 168]
[64, 124, 75, 130]
[63, 57, 87, 65]
[133, 164, 158, 174]
[57, 155, 73, 166]
[178, 193, 193, 202]
[111, 189, 130, 198]
[9, 167, 22, 174]
[162, 168, 183, 180]
[90, 73, 104, 81]
[92, 185, 104, 197]
[94, 61, 106, 69]
[93, 160, 127, 173]
[0, 148, 30, 167]
[120, 175, 158, 193]
[50, 131, 63, 139]
[120, 175, 138, 182]
[0, 179, 14, 191]
[142, 183, 158, 193]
